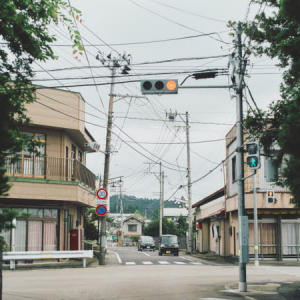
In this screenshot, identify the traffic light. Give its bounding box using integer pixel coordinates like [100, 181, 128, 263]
[267, 190, 275, 204]
[141, 79, 178, 94]
[246, 141, 260, 170]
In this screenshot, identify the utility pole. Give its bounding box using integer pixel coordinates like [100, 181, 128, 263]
[96, 51, 131, 265]
[159, 162, 163, 237]
[253, 170, 259, 267]
[185, 111, 193, 254]
[168, 110, 193, 253]
[235, 23, 248, 292]
[145, 162, 164, 237]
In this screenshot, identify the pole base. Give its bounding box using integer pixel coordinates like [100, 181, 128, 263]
[254, 260, 259, 267]
[239, 282, 247, 292]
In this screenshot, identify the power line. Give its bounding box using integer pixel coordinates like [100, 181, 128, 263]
[114, 116, 233, 126]
[44, 31, 229, 47]
[34, 99, 187, 173]
[150, 0, 227, 23]
[130, 0, 229, 44]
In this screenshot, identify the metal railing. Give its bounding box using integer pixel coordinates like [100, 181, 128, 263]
[5, 156, 96, 190]
[3, 250, 93, 269]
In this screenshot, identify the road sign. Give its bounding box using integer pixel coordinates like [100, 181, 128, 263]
[96, 204, 107, 216]
[97, 188, 108, 200]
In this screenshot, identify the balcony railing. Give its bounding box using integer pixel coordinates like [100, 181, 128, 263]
[5, 156, 96, 191]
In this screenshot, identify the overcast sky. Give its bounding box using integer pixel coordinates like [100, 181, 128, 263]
[33, 0, 282, 205]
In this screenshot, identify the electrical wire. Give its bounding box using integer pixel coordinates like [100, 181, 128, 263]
[130, 0, 229, 44]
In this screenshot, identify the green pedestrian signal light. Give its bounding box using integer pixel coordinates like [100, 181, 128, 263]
[141, 79, 178, 94]
[246, 141, 261, 170]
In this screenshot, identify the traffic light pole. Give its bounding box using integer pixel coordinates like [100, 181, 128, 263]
[236, 23, 247, 292]
[98, 63, 116, 265]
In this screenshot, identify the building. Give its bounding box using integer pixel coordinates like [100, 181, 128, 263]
[193, 188, 227, 256]
[122, 216, 143, 245]
[194, 126, 300, 260]
[0, 88, 98, 252]
[164, 207, 188, 225]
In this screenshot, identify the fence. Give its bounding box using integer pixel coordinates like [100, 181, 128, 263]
[5, 156, 95, 190]
[3, 250, 93, 269]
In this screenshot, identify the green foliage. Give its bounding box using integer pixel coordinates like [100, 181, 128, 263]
[0, 208, 25, 251]
[109, 195, 180, 218]
[0, 0, 82, 197]
[144, 217, 179, 236]
[176, 215, 188, 236]
[240, 0, 300, 206]
[83, 216, 99, 241]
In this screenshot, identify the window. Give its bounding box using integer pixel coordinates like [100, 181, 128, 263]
[78, 150, 83, 163]
[0, 208, 58, 251]
[71, 145, 76, 178]
[5, 132, 46, 177]
[232, 156, 237, 182]
[128, 224, 137, 232]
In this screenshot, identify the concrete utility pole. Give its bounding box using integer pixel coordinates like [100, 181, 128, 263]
[235, 23, 248, 292]
[185, 112, 193, 254]
[253, 171, 259, 267]
[97, 51, 131, 265]
[98, 63, 116, 265]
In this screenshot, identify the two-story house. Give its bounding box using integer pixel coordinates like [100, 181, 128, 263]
[0, 87, 98, 252]
[194, 125, 300, 260]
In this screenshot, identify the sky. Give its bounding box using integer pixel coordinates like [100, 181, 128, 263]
[33, 0, 283, 205]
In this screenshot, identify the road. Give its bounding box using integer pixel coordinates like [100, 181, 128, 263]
[3, 246, 300, 300]
[107, 245, 203, 266]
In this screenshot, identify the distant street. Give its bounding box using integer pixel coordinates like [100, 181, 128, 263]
[107, 244, 203, 266]
[3, 246, 300, 300]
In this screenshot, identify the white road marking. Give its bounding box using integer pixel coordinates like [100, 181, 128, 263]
[107, 250, 122, 264]
[180, 256, 193, 261]
[190, 262, 203, 265]
[125, 262, 136, 265]
[131, 250, 150, 257]
[142, 261, 153, 265]
[174, 262, 186, 265]
[158, 261, 169, 265]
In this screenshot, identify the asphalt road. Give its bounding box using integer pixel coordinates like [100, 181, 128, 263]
[108, 245, 203, 266]
[3, 246, 300, 300]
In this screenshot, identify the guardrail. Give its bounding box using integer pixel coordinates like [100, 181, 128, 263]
[3, 250, 93, 270]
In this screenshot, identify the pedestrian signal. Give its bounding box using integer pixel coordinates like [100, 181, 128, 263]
[246, 142, 261, 170]
[141, 79, 178, 94]
[267, 190, 275, 204]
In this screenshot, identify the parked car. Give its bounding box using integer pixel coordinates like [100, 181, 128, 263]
[158, 234, 179, 256]
[137, 236, 155, 251]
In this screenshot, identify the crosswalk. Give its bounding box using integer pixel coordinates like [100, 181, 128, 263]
[124, 261, 203, 266]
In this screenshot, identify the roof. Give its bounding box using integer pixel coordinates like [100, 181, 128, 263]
[123, 216, 143, 223]
[192, 187, 225, 208]
[164, 208, 188, 217]
[196, 208, 225, 222]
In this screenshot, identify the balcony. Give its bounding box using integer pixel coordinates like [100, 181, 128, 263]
[5, 156, 96, 191]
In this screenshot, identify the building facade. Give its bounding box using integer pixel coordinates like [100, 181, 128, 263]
[0, 88, 98, 252]
[194, 126, 300, 260]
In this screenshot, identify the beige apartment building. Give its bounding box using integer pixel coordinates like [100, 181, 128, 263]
[0, 88, 98, 252]
[194, 126, 300, 260]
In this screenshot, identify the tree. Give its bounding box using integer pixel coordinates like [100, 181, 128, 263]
[0, 0, 83, 198]
[0, 2, 82, 299]
[144, 217, 179, 236]
[176, 215, 188, 236]
[237, 0, 300, 207]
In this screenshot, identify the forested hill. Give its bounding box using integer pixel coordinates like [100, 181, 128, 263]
[109, 194, 180, 218]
